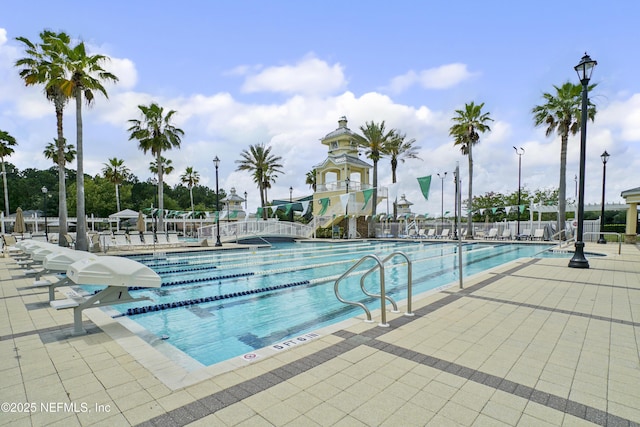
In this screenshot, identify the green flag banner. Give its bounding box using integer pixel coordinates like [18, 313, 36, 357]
[491, 207, 498, 214]
[318, 198, 330, 215]
[229, 210, 239, 219]
[285, 204, 292, 215]
[519, 204, 525, 213]
[256, 207, 263, 217]
[362, 188, 374, 210]
[417, 176, 432, 201]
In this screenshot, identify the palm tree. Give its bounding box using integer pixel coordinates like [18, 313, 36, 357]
[102, 158, 130, 212]
[355, 121, 396, 236]
[0, 130, 17, 215]
[43, 138, 76, 164]
[180, 166, 200, 216]
[16, 30, 72, 246]
[532, 82, 596, 237]
[305, 169, 317, 192]
[128, 103, 184, 231]
[449, 102, 493, 239]
[53, 38, 118, 251]
[149, 156, 174, 176]
[235, 143, 283, 220]
[385, 131, 421, 217]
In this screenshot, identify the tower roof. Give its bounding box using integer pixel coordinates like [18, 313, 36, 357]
[321, 116, 359, 143]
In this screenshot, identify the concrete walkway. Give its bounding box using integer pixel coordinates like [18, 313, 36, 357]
[1, 242, 639, 426]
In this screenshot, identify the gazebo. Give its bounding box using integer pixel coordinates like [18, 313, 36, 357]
[108, 209, 140, 231]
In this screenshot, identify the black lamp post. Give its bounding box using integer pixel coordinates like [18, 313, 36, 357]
[41, 186, 48, 241]
[437, 172, 447, 235]
[513, 147, 524, 239]
[345, 177, 350, 239]
[289, 186, 293, 222]
[213, 156, 222, 247]
[569, 53, 597, 269]
[244, 191, 247, 210]
[597, 150, 609, 244]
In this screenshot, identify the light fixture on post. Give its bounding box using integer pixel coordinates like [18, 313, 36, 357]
[597, 150, 609, 244]
[513, 147, 525, 239]
[569, 52, 597, 269]
[437, 172, 447, 236]
[345, 177, 350, 239]
[213, 156, 222, 247]
[244, 191, 247, 210]
[41, 186, 48, 241]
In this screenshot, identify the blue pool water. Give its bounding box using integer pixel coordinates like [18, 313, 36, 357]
[93, 241, 553, 366]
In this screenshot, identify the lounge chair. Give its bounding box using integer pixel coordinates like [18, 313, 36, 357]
[532, 229, 545, 240]
[438, 229, 450, 239]
[484, 228, 499, 239]
[417, 229, 427, 238]
[499, 229, 512, 240]
[156, 232, 170, 245]
[129, 232, 146, 247]
[112, 233, 130, 248]
[426, 228, 436, 238]
[519, 229, 532, 240]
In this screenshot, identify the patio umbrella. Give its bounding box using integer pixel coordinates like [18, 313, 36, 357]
[14, 207, 26, 235]
[136, 211, 146, 232]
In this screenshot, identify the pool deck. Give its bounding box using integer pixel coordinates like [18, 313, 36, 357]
[1, 241, 639, 426]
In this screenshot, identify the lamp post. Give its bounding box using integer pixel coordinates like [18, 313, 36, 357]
[41, 186, 48, 241]
[244, 191, 247, 210]
[513, 147, 524, 239]
[597, 150, 609, 244]
[345, 177, 350, 239]
[569, 53, 597, 269]
[213, 156, 222, 247]
[437, 172, 447, 235]
[289, 186, 293, 222]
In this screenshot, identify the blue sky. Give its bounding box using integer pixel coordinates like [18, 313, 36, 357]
[1, 1, 639, 216]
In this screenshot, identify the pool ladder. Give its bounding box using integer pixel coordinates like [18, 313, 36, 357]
[334, 251, 414, 327]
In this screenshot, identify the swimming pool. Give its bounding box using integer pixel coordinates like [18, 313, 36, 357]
[93, 241, 553, 366]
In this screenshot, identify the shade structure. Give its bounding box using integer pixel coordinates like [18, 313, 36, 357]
[14, 207, 26, 234]
[136, 211, 146, 232]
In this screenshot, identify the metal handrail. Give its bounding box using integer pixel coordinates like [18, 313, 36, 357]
[360, 251, 414, 316]
[334, 254, 384, 325]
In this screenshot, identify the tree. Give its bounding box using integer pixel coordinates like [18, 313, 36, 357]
[180, 166, 200, 216]
[149, 156, 174, 176]
[128, 103, 184, 232]
[53, 37, 118, 250]
[355, 121, 395, 236]
[0, 130, 17, 215]
[235, 143, 283, 220]
[102, 158, 130, 212]
[449, 102, 493, 239]
[16, 30, 72, 246]
[385, 131, 421, 217]
[305, 169, 317, 192]
[532, 82, 596, 238]
[43, 139, 76, 165]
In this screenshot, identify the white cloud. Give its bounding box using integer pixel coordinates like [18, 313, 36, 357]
[241, 55, 347, 96]
[596, 93, 640, 141]
[386, 63, 476, 94]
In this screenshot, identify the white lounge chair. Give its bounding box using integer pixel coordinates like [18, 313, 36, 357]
[112, 233, 130, 248]
[519, 229, 532, 240]
[499, 229, 512, 240]
[533, 229, 545, 240]
[438, 229, 450, 239]
[426, 229, 436, 238]
[485, 228, 499, 239]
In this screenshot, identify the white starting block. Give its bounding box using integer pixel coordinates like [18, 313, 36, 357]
[51, 256, 161, 335]
[34, 249, 95, 301]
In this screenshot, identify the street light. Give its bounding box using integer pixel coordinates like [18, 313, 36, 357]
[41, 186, 48, 241]
[597, 150, 609, 244]
[437, 172, 447, 235]
[244, 191, 247, 210]
[289, 186, 294, 222]
[345, 177, 350, 239]
[513, 147, 525, 239]
[213, 156, 222, 247]
[569, 52, 597, 269]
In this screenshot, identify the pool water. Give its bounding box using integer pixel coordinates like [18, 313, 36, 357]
[92, 241, 553, 366]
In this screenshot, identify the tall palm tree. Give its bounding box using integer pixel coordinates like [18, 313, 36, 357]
[355, 121, 396, 236]
[128, 103, 184, 231]
[16, 30, 72, 246]
[0, 130, 17, 216]
[180, 166, 200, 216]
[385, 131, 421, 217]
[43, 138, 76, 164]
[149, 156, 174, 176]
[449, 102, 493, 239]
[235, 143, 283, 220]
[54, 38, 118, 251]
[102, 158, 130, 212]
[532, 82, 596, 237]
[305, 169, 317, 192]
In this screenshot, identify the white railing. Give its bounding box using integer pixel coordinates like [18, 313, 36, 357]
[198, 219, 315, 242]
